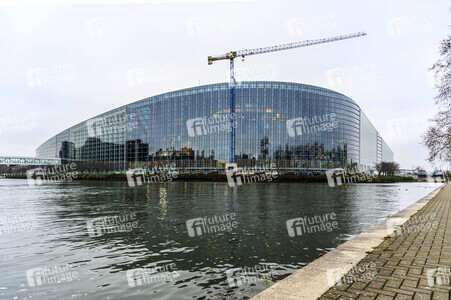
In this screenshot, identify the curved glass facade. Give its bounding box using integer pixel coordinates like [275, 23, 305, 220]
[36, 81, 393, 171]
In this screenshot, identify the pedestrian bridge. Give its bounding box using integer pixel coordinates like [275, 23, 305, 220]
[0, 156, 61, 166]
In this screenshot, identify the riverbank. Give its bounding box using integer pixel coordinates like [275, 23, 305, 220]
[2, 173, 420, 183]
[252, 183, 447, 300]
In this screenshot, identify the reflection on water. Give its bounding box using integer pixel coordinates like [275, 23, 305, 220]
[0, 179, 442, 299]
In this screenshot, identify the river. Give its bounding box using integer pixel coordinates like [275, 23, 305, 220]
[0, 179, 442, 299]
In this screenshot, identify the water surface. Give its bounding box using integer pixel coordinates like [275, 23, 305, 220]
[0, 179, 442, 299]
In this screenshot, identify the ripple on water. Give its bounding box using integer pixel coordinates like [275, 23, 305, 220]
[0, 179, 442, 299]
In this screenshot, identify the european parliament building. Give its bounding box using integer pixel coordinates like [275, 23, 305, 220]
[36, 82, 393, 172]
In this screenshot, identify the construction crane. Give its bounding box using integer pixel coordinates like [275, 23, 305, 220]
[208, 32, 367, 164]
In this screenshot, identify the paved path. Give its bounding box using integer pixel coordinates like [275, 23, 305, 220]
[320, 183, 451, 300]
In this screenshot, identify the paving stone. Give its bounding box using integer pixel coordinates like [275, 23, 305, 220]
[413, 292, 432, 300]
[394, 294, 413, 300]
[376, 295, 395, 300]
[379, 268, 395, 277]
[367, 280, 386, 290]
[327, 290, 360, 298]
[356, 295, 377, 300]
[320, 292, 341, 299]
[431, 291, 449, 299]
[407, 267, 422, 276]
[393, 268, 409, 277]
[385, 279, 403, 289]
[350, 281, 370, 290]
[384, 288, 414, 296]
[401, 279, 419, 288]
[347, 289, 378, 298]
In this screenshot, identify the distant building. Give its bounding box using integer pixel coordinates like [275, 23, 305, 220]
[36, 82, 393, 171]
[396, 169, 415, 177]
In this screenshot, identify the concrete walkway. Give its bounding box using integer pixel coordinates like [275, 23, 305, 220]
[320, 183, 451, 299]
[252, 184, 449, 300]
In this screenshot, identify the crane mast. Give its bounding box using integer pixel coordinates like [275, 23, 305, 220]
[208, 32, 367, 165]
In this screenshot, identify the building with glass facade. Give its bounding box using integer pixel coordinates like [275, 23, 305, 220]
[36, 81, 393, 172]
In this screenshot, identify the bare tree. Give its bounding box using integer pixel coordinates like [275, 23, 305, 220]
[386, 161, 400, 176]
[375, 162, 383, 174]
[430, 31, 451, 107]
[423, 29, 451, 164]
[375, 161, 400, 176]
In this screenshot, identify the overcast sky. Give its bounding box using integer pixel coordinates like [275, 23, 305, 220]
[0, 0, 449, 170]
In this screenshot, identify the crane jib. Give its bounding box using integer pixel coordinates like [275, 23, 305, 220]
[208, 32, 367, 64]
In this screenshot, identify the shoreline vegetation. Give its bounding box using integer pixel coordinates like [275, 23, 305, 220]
[1, 173, 423, 183]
